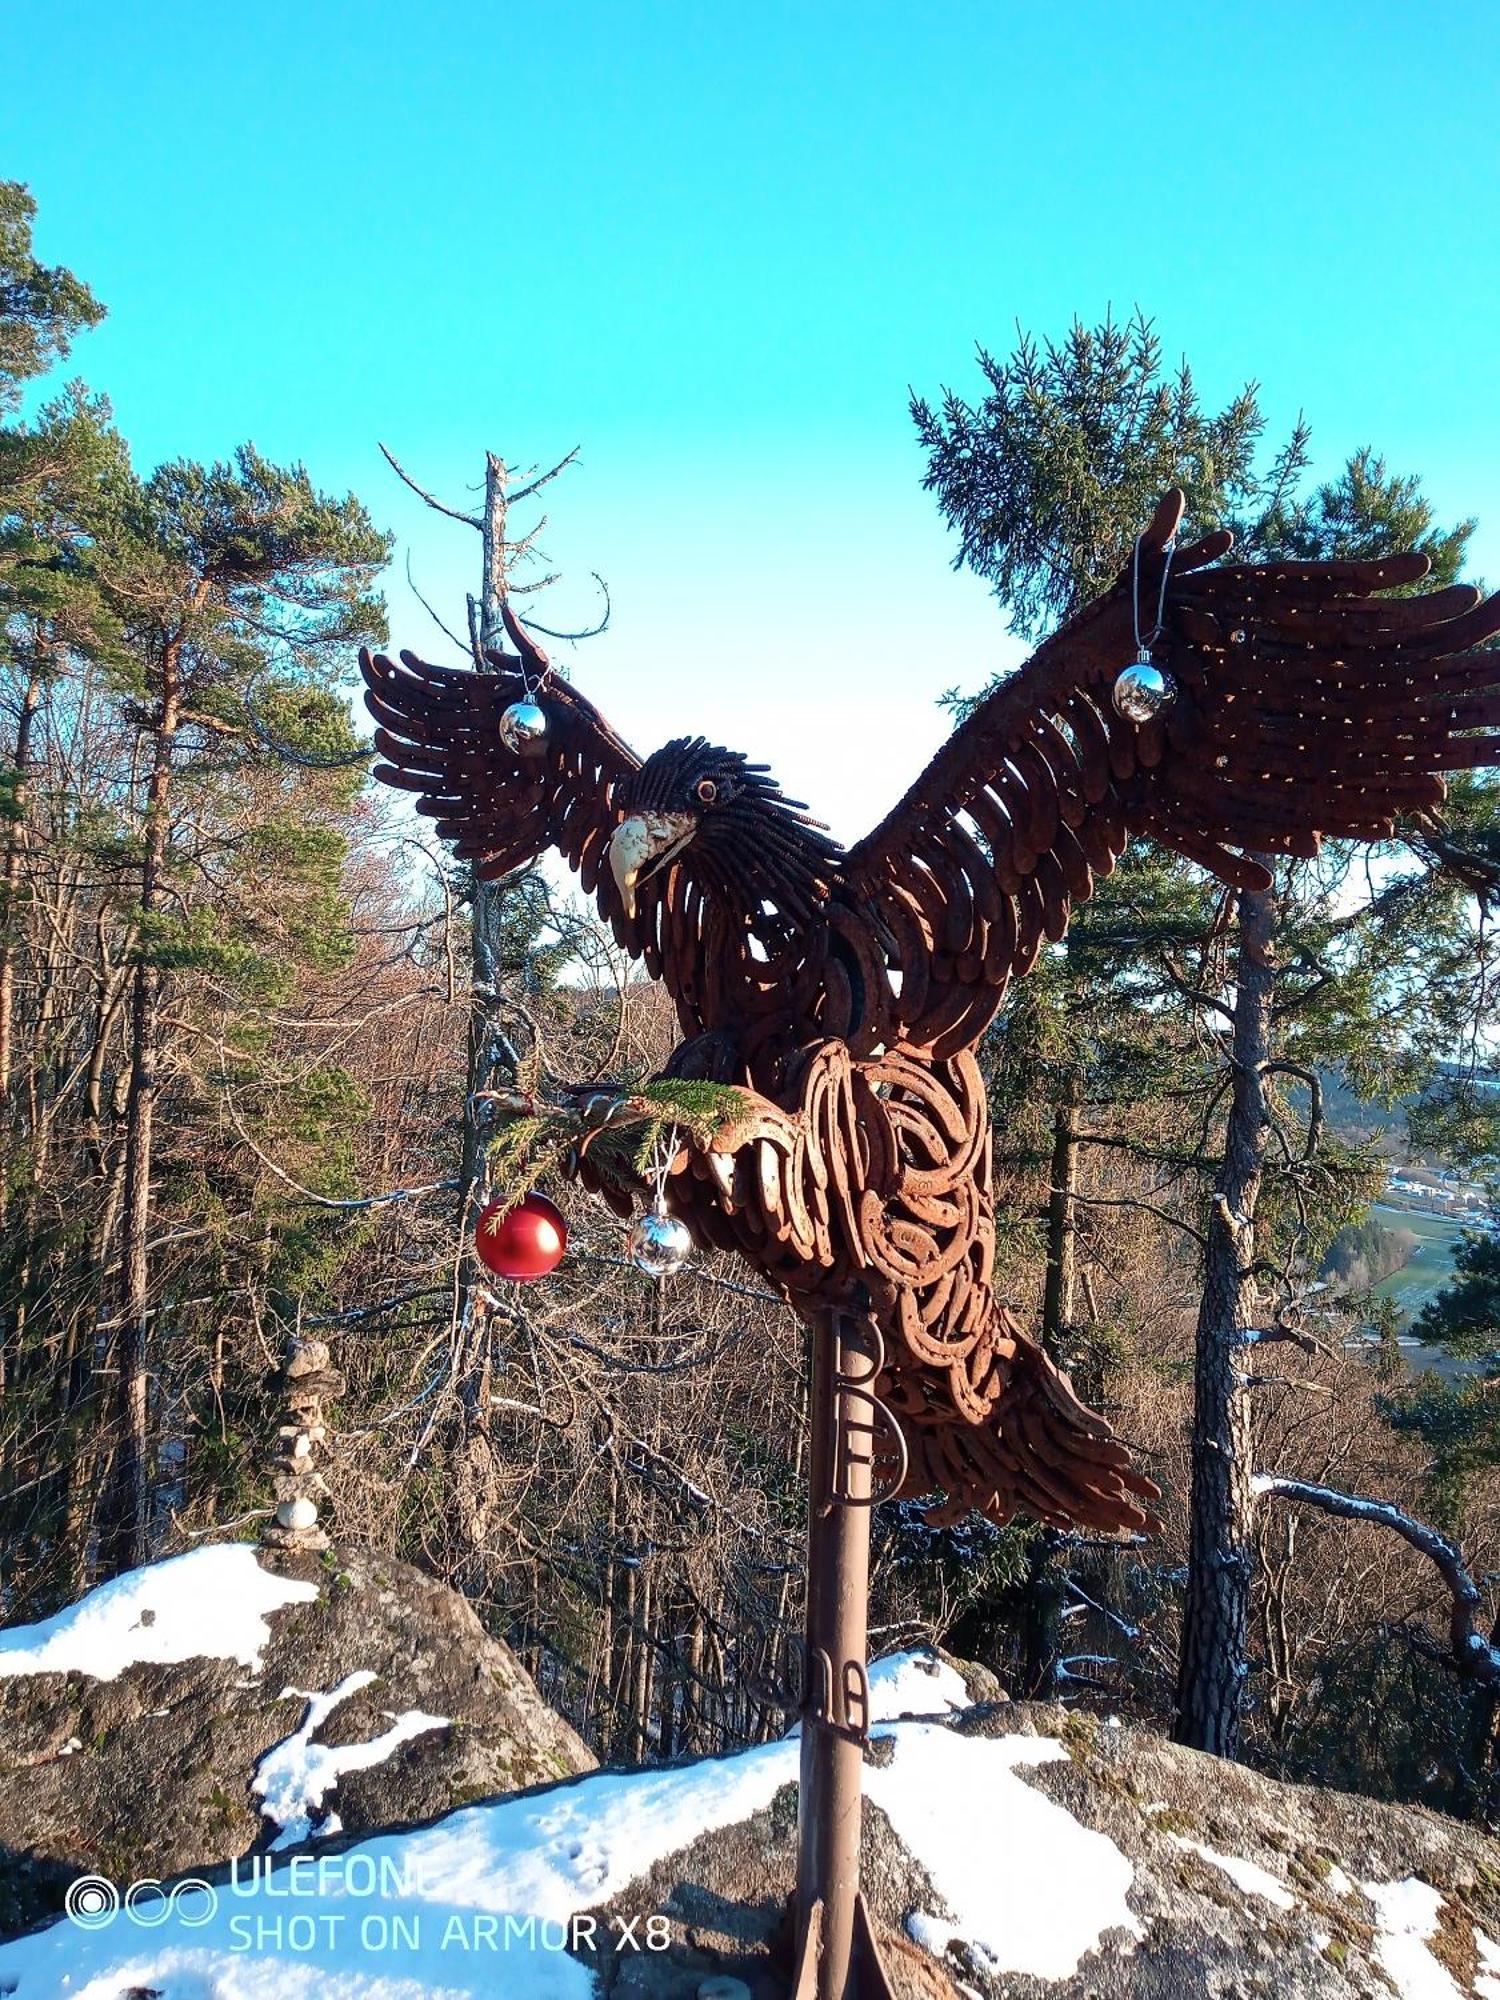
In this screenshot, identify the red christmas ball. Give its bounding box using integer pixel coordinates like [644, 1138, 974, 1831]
[475, 1192, 567, 1281]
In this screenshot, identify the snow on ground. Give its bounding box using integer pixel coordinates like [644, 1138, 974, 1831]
[1476, 1928, 1500, 2000]
[0, 1918, 590, 2000]
[1363, 1877, 1465, 2000]
[1166, 1835, 1295, 1911]
[866, 1723, 1142, 1981]
[865, 1648, 973, 1720]
[359, 1735, 803, 1916]
[0, 1737, 804, 2000]
[0, 1545, 319, 1683]
[0, 1705, 1152, 1999]
[3, 1608, 1470, 2000]
[255, 1671, 451, 1849]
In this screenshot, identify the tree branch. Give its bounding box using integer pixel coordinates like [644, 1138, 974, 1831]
[1253, 1474, 1500, 1687]
[404, 551, 474, 660]
[1069, 1186, 1207, 1248]
[378, 442, 481, 528]
[508, 447, 582, 506]
[523, 572, 612, 642]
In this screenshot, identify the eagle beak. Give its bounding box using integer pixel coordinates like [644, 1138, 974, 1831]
[608, 812, 697, 920]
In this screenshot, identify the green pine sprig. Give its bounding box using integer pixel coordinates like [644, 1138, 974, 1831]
[483, 1078, 751, 1212]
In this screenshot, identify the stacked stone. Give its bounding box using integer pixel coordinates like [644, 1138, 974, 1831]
[260, 1335, 344, 1552]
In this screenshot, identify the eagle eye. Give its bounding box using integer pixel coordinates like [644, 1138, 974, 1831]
[696, 779, 718, 805]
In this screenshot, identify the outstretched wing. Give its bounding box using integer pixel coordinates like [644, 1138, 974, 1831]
[846, 491, 1500, 1059]
[361, 608, 653, 955]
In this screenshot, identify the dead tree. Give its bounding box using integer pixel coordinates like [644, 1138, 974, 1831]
[378, 442, 604, 1593]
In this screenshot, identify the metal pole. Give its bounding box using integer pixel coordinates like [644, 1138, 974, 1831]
[790, 1310, 894, 2000]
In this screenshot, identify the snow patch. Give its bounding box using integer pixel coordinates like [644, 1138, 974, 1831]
[0, 1545, 319, 1682]
[1364, 1877, 1464, 2000]
[0, 1931, 587, 2000]
[0, 1721, 1145, 1997]
[866, 1649, 973, 1720]
[369, 1735, 801, 1914]
[787, 1649, 973, 1738]
[866, 1724, 1140, 1980]
[1475, 1928, 1500, 2000]
[255, 1670, 450, 1849]
[1167, 1835, 1294, 1911]
[0, 1736, 803, 2000]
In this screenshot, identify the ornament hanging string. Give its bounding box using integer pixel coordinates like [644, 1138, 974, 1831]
[1131, 528, 1179, 662]
[496, 600, 553, 754]
[1113, 530, 1183, 722]
[647, 1124, 680, 1216]
[628, 1122, 695, 1279]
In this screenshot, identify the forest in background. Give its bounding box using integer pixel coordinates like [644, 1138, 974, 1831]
[5, 182, 1500, 1823]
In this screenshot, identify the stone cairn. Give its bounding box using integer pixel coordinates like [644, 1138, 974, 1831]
[260, 1334, 344, 1553]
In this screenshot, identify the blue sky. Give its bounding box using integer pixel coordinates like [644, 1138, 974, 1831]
[10, 0, 1499, 840]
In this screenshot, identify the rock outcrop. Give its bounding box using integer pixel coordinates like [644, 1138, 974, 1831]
[5, 1559, 1500, 2000]
[0, 1540, 593, 1938]
[592, 1700, 1500, 1998]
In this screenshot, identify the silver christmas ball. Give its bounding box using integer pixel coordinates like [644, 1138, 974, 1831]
[1112, 658, 1177, 723]
[499, 699, 549, 754]
[628, 1210, 694, 1279]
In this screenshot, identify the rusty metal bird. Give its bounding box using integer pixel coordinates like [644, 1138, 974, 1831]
[361, 487, 1500, 1997]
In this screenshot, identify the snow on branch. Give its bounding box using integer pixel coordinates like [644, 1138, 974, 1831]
[1233, 1322, 1333, 1359]
[1253, 1474, 1500, 1688]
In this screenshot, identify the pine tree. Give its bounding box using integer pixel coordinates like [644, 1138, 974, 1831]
[914, 313, 1500, 1752]
[0, 181, 103, 417]
[0, 185, 110, 1126]
[79, 445, 390, 1567]
[914, 311, 1306, 1691]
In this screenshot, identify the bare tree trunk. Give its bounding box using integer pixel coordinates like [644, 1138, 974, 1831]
[1256, 1507, 1298, 1752]
[658, 1611, 677, 1761]
[1174, 872, 1277, 1758]
[616, 1563, 637, 1757]
[0, 666, 41, 1123]
[0, 665, 43, 1400]
[597, 1459, 618, 1752]
[682, 1611, 704, 1755]
[449, 453, 520, 1593]
[109, 650, 182, 1572]
[1041, 1070, 1081, 1354]
[1458, 1620, 1500, 1825]
[1025, 1067, 1085, 1699]
[1016, 1527, 1065, 1695]
[632, 1570, 655, 1756]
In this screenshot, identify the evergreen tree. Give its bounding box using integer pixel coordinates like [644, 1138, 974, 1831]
[911, 308, 1307, 639]
[914, 313, 1500, 1754]
[0, 181, 103, 416]
[1417, 1222, 1500, 1360]
[1372, 1295, 1409, 1388]
[77, 444, 391, 1567]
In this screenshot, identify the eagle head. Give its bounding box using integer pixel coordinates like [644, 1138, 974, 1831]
[608, 737, 842, 926]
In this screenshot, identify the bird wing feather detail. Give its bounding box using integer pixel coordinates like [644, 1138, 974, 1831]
[845, 492, 1500, 1060]
[359, 642, 663, 956]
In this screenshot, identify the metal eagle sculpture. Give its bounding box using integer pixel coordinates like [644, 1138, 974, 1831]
[362, 489, 1500, 1998]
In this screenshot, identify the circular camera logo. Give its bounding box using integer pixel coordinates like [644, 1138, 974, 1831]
[65, 1873, 217, 1931]
[124, 1879, 173, 1928]
[167, 1878, 218, 1928]
[64, 1875, 119, 1930]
